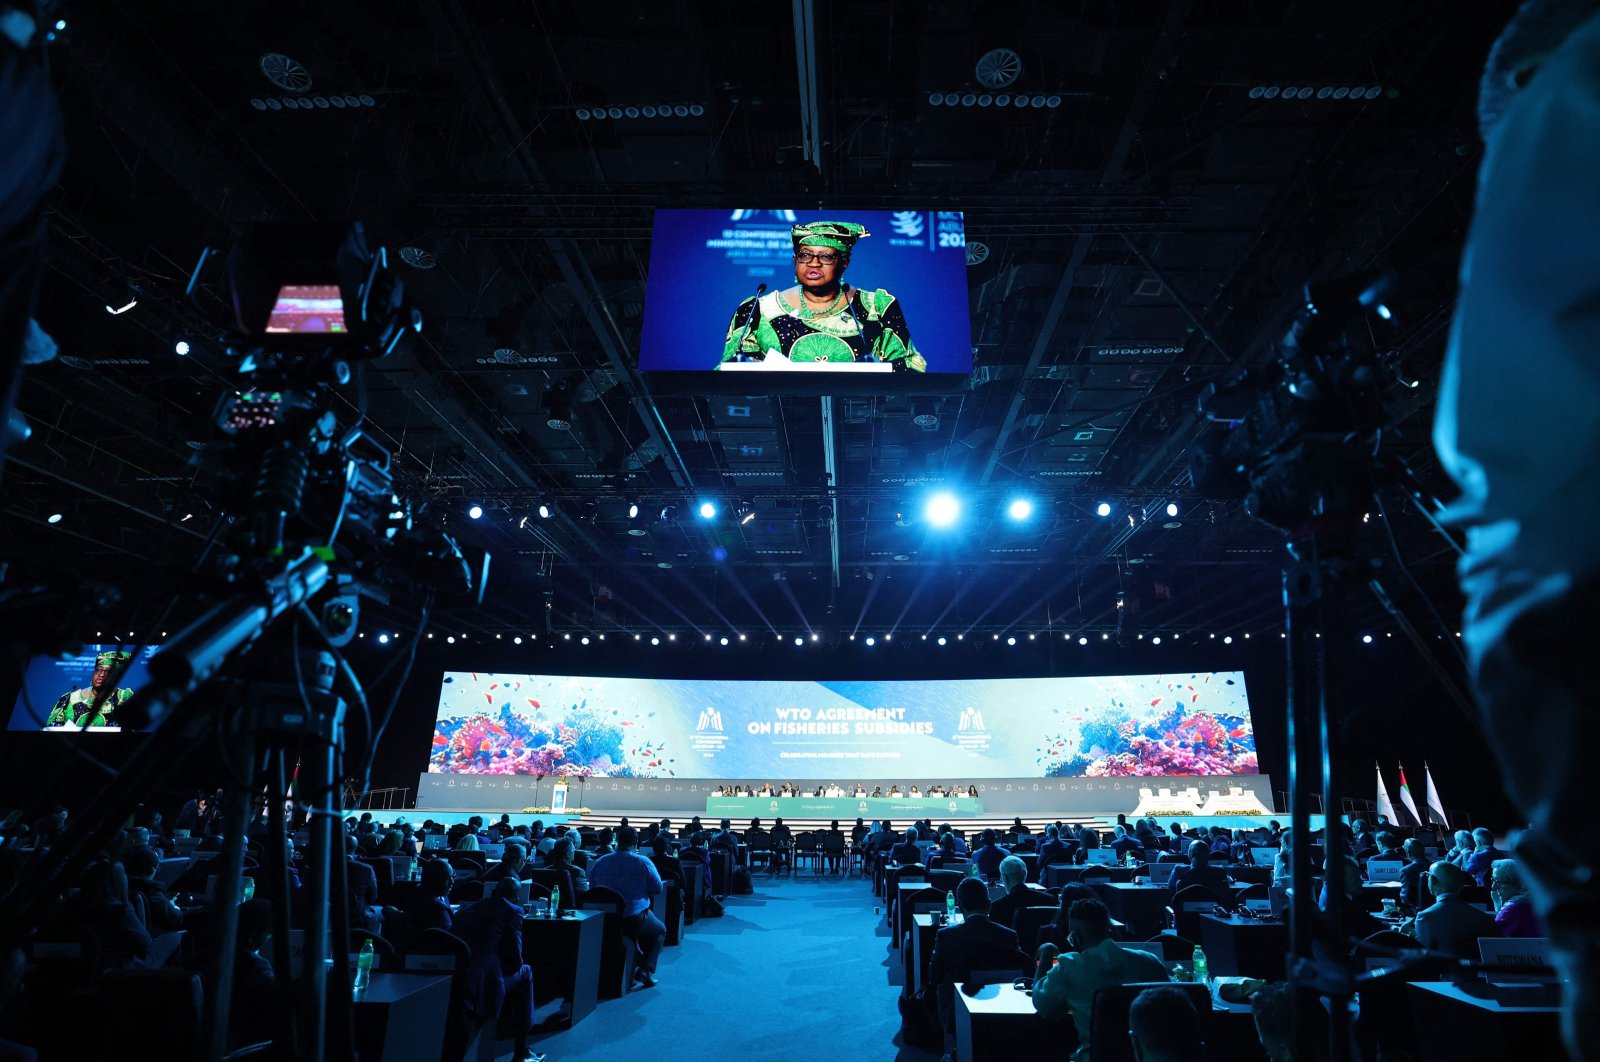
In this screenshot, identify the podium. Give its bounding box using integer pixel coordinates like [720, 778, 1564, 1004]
[717, 360, 893, 372]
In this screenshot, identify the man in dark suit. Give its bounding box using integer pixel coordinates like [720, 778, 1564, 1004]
[989, 856, 1055, 931]
[1037, 825, 1077, 875]
[453, 878, 541, 1062]
[1399, 837, 1430, 911]
[1167, 841, 1232, 904]
[481, 843, 527, 887]
[973, 828, 1011, 880]
[1415, 860, 1497, 961]
[1110, 825, 1145, 862]
[929, 878, 1030, 1033]
[890, 826, 925, 867]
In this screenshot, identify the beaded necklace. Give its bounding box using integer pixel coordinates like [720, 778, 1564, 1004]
[793, 286, 849, 320]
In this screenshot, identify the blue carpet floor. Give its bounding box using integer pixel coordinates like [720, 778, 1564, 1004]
[524, 874, 941, 1062]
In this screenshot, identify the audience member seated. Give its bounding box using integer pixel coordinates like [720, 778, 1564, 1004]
[1415, 860, 1497, 960]
[972, 829, 1011, 880]
[1446, 829, 1475, 868]
[1167, 842, 1231, 902]
[851, 818, 869, 846]
[1032, 899, 1169, 1059]
[405, 859, 455, 935]
[230, 898, 280, 1049]
[343, 833, 382, 934]
[1110, 825, 1144, 861]
[1490, 858, 1541, 937]
[1228, 829, 1254, 865]
[1035, 884, 1099, 953]
[989, 855, 1054, 930]
[1129, 985, 1205, 1062]
[677, 833, 713, 894]
[482, 843, 527, 887]
[586, 827, 666, 990]
[889, 827, 925, 867]
[120, 845, 183, 935]
[453, 878, 541, 1062]
[545, 838, 590, 896]
[72, 859, 152, 972]
[1271, 831, 1294, 885]
[647, 835, 680, 883]
[1251, 979, 1326, 1062]
[928, 878, 1030, 1035]
[1399, 838, 1430, 910]
[710, 819, 740, 852]
[1462, 828, 1504, 887]
[1073, 823, 1101, 859]
[1319, 855, 1384, 941]
[453, 833, 481, 852]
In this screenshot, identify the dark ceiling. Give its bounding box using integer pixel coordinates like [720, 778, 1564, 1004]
[3, 0, 1508, 649]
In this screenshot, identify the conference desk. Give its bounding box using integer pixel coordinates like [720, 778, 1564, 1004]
[1091, 882, 1252, 940]
[955, 979, 1269, 1062]
[705, 795, 984, 818]
[353, 972, 451, 1062]
[1199, 914, 1289, 979]
[1406, 981, 1564, 1058]
[522, 909, 603, 1028]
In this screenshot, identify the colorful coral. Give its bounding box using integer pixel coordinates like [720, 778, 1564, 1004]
[1036, 676, 1257, 778]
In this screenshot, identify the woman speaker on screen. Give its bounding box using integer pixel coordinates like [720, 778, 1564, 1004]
[720, 221, 926, 371]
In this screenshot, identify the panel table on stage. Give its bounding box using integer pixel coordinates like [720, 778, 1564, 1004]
[522, 908, 603, 1029]
[705, 795, 986, 819]
[353, 972, 451, 1062]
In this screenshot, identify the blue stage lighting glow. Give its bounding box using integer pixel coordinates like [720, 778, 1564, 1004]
[925, 491, 960, 528]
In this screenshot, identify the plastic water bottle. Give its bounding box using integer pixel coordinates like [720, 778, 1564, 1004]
[1191, 945, 1209, 984]
[240, 876, 255, 902]
[550, 884, 560, 916]
[354, 939, 374, 996]
[945, 889, 956, 923]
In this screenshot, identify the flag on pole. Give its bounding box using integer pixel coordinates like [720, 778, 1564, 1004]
[1376, 762, 1400, 826]
[1424, 762, 1449, 829]
[1398, 764, 1422, 825]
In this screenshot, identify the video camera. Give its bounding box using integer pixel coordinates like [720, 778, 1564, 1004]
[1190, 270, 1400, 536]
[126, 221, 479, 728]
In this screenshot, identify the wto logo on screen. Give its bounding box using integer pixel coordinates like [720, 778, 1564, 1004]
[957, 707, 986, 732]
[696, 707, 724, 732]
[890, 211, 925, 237]
[955, 706, 992, 753]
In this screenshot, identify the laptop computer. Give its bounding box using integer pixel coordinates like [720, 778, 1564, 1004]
[1243, 896, 1274, 915]
[1147, 862, 1177, 885]
[1252, 848, 1277, 866]
[1118, 941, 1165, 960]
[423, 834, 448, 851]
[481, 843, 506, 860]
[1366, 860, 1404, 882]
[1085, 849, 1118, 866]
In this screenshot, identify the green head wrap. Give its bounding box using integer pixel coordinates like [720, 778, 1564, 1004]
[791, 220, 870, 255]
[95, 650, 133, 669]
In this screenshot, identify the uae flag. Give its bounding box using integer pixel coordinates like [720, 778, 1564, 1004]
[1375, 763, 1400, 826]
[1398, 765, 1422, 825]
[1424, 762, 1449, 829]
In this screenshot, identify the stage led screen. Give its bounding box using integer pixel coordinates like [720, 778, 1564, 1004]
[6, 643, 158, 732]
[638, 208, 972, 376]
[427, 671, 1256, 780]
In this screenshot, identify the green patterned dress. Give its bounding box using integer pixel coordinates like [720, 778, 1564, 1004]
[721, 285, 926, 371]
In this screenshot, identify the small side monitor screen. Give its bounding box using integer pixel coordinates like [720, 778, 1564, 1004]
[7, 644, 158, 732]
[265, 284, 346, 334]
[639, 209, 972, 378]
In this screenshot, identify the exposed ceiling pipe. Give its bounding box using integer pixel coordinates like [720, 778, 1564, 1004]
[792, 0, 824, 172]
[820, 396, 840, 589]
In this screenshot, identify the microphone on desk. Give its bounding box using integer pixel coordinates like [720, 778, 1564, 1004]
[735, 283, 767, 361]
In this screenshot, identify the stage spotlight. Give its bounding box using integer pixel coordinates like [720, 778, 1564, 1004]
[46, 513, 62, 524]
[993, 634, 1000, 641]
[719, 636, 729, 645]
[921, 634, 927, 640]
[174, 339, 191, 356]
[1006, 497, 1033, 521]
[580, 636, 590, 645]
[538, 503, 553, 519]
[865, 636, 876, 646]
[1028, 633, 1035, 640]
[704, 634, 712, 641]
[1362, 634, 1373, 644]
[1166, 502, 1179, 518]
[627, 501, 640, 519]
[810, 633, 819, 642]
[669, 633, 676, 640]
[698, 501, 718, 520]
[446, 636, 456, 644]
[467, 505, 484, 520]
[1223, 635, 1234, 644]
[1006, 636, 1016, 646]
[738, 633, 746, 641]
[377, 633, 389, 644]
[1101, 633, 1109, 640]
[1151, 636, 1161, 645]
[1079, 636, 1088, 645]
[937, 637, 947, 645]
[513, 636, 522, 644]
[925, 491, 960, 528]
[651, 637, 660, 645]
[1096, 501, 1112, 517]
[884, 633, 891, 641]
[957, 633, 964, 640]
[794, 637, 803, 646]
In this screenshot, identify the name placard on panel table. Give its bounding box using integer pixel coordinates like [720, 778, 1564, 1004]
[705, 795, 984, 818]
